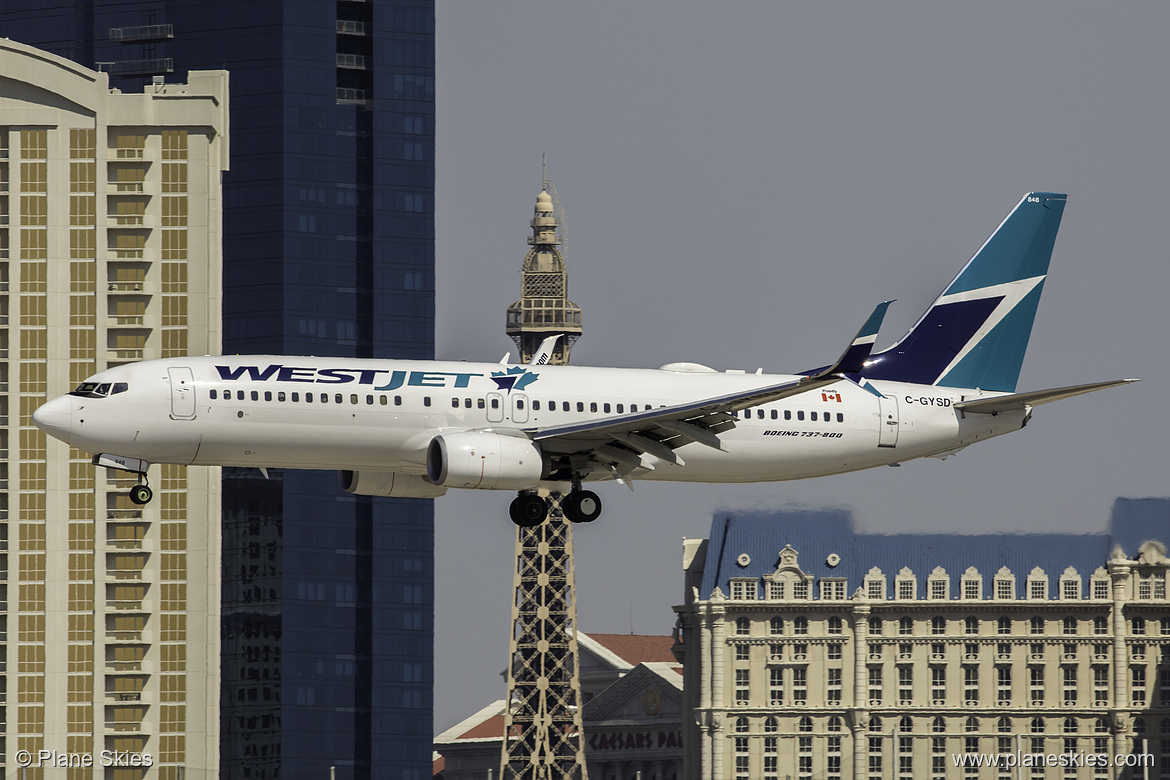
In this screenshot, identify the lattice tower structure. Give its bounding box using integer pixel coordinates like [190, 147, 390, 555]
[505, 186, 582, 366]
[500, 186, 588, 780]
[500, 497, 588, 779]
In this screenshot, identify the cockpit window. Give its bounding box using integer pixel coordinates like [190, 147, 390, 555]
[70, 381, 129, 399]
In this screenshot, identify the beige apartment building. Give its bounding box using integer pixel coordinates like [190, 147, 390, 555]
[1, 39, 227, 779]
[675, 504, 1170, 780]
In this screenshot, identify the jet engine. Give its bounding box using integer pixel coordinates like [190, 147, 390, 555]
[426, 431, 544, 490]
[338, 470, 448, 498]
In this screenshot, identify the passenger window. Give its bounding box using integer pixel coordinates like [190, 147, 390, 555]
[395, 396, 402, 406]
[797, 410, 805, 421]
[292, 393, 300, 402]
[811, 411, 818, 422]
[517, 400, 525, 409]
[533, 400, 541, 411]
[250, 391, 259, 401]
[757, 409, 765, 419]
[379, 395, 387, 405]
[278, 392, 286, 402]
[603, 403, 611, 413]
[338, 394, 346, 404]
[237, 390, 245, 401]
[264, 391, 272, 402]
[306, 393, 313, 403]
[491, 398, 499, 409]
[477, 398, 485, 409]
[563, 401, 571, 412]
[367, 395, 374, 405]
[590, 402, 598, 413]
[837, 412, 844, 423]
[617, 404, 624, 413]
[210, 389, 218, 400]
[771, 409, 778, 419]
[464, 398, 472, 408]
[349, 394, 358, 404]
[630, 404, 638, 412]
[423, 397, 431, 407]
[320, 393, 328, 403]
[451, 398, 460, 408]
[576, 402, 584, 412]
[784, 410, 791, 420]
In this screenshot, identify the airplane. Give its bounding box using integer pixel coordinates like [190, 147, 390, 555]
[33, 192, 1136, 527]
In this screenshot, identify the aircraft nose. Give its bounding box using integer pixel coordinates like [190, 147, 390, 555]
[32, 395, 73, 442]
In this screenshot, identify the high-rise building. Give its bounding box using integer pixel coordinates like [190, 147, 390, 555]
[674, 499, 1170, 780]
[0, 39, 228, 778]
[1, 3, 437, 779]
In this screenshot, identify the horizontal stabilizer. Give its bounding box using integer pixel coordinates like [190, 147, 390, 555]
[955, 378, 1139, 415]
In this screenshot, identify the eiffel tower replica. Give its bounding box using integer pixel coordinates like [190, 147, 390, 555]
[500, 179, 588, 780]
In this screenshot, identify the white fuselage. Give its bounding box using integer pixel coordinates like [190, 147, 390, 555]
[33, 355, 1027, 487]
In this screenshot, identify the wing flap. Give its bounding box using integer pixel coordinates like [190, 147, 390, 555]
[955, 378, 1139, 414]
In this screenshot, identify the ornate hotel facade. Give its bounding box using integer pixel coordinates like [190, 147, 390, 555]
[674, 500, 1170, 780]
[1, 39, 227, 778]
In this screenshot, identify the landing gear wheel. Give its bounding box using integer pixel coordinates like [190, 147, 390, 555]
[563, 490, 602, 523]
[129, 484, 154, 505]
[509, 493, 549, 527]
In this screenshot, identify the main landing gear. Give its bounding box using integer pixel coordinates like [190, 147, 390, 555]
[508, 484, 603, 528]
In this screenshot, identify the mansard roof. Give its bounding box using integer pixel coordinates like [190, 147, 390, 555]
[697, 498, 1169, 600]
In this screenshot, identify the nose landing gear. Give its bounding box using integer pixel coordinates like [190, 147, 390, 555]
[93, 454, 155, 506]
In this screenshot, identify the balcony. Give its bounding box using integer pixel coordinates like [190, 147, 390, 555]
[107, 214, 152, 228]
[108, 348, 145, 361]
[336, 54, 367, 70]
[336, 20, 368, 35]
[109, 24, 174, 42]
[336, 87, 369, 106]
[104, 58, 174, 76]
[107, 181, 149, 194]
[109, 315, 146, 327]
[107, 281, 145, 292]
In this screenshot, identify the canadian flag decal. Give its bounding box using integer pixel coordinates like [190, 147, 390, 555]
[822, 390, 842, 403]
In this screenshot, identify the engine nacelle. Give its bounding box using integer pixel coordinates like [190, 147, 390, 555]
[426, 431, 544, 490]
[338, 470, 448, 498]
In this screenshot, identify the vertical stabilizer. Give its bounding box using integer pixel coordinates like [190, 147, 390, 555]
[861, 192, 1067, 392]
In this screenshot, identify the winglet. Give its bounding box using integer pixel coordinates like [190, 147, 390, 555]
[804, 301, 893, 378]
[528, 335, 562, 366]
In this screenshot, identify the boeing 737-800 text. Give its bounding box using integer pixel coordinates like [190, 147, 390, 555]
[33, 192, 1135, 526]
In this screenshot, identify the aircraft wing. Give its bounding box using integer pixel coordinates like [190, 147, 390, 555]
[954, 378, 1139, 415]
[527, 302, 892, 472]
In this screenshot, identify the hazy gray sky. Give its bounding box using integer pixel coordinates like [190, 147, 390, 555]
[431, 2, 1170, 733]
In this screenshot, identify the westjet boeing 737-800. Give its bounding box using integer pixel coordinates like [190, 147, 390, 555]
[33, 192, 1135, 526]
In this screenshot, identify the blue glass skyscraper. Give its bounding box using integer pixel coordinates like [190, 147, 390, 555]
[2, 2, 436, 778]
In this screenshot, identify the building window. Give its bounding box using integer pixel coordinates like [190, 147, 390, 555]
[821, 579, 846, 600]
[931, 616, 946, 635]
[828, 643, 842, 660]
[1133, 616, 1147, 635]
[735, 668, 750, 704]
[995, 568, 1015, 600]
[896, 569, 916, 600]
[827, 667, 842, 703]
[898, 665, 913, 702]
[730, 578, 756, 601]
[1030, 616, 1045, 635]
[794, 617, 808, 635]
[767, 580, 786, 600]
[965, 616, 979, 635]
[1093, 616, 1108, 635]
[1133, 666, 1148, 706]
[964, 665, 979, 703]
[1093, 666, 1109, 704]
[770, 616, 784, 635]
[869, 666, 883, 704]
[793, 667, 807, 704]
[1092, 578, 1109, 600]
[865, 568, 886, 600]
[869, 616, 883, 635]
[770, 667, 783, 705]
[827, 616, 843, 635]
[931, 666, 946, 701]
[735, 617, 751, 636]
[1030, 667, 1045, 704]
[998, 616, 1012, 635]
[899, 617, 913, 636]
[793, 580, 810, 600]
[1063, 666, 1078, 704]
[997, 665, 1012, 703]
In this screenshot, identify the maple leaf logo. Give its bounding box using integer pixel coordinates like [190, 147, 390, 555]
[491, 366, 539, 393]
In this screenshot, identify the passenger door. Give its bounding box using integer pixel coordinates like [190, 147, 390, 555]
[168, 367, 196, 420]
